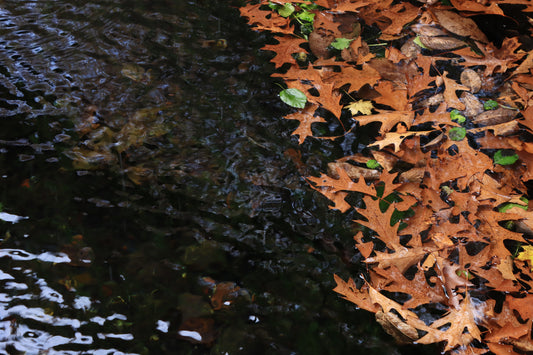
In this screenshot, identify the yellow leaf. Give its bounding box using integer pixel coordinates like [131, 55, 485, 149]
[516, 245, 533, 271]
[345, 100, 373, 116]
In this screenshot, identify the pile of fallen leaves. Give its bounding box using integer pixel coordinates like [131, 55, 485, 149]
[240, 0, 533, 353]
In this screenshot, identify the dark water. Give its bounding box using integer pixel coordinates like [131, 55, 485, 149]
[0, 0, 435, 354]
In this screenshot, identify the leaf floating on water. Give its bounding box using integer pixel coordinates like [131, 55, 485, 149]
[240, 0, 533, 352]
[279, 88, 307, 109]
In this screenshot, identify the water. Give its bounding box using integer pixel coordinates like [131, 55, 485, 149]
[0, 0, 435, 354]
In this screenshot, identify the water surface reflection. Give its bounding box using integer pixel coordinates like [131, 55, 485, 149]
[0, 0, 430, 354]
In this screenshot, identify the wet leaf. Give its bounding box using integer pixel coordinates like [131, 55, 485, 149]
[345, 100, 373, 115]
[240, 1, 533, 352]
[494, 150, 518, 165]
[515, 246, 533, 271]
[331, 38, 353, 50]
[277, 3, 295, 17]
[279, 88, 307, 108]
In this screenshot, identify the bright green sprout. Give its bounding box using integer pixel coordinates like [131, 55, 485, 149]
[366, 159, 381, 169]
[450, 109, 466, 124]
[484, 100, 499, 110]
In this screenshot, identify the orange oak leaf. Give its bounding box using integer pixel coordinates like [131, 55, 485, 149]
[380, 2, 420, 36]
[357, 195, 402, 251]
[239, 4, 293, 34]
[333, 275, 380, 313]
[262, 36, 308, 69]
[371, 266, 447, 309]
[307, 165, 377, 196]
[369, 130, 433, 153]
[333, 64, 381, 92]
[453, 37, 525, 76]
[442, 71, 470, 110]
[284, 104, 325, 143]
[374, 81, 409, 111]
[449, 0, 504, 15]
[417, 294, 482, 352]
[357, 110, 415, 134]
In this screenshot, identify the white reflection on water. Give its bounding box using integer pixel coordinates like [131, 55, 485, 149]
[0, 249, 71, 263]
[0, 212, 28, 224]
[0, 248, 138, 354]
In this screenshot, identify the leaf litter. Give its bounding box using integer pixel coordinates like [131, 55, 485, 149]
[240, 0, 533, 353]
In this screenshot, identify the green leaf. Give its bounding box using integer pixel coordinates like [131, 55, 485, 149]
[366, 159, 381, 169]
[331, 38, 353, 50]
[494, 149, 518, 165]
[296, 10, 315, 22]
[300, 3, 319, 10]
[278, 3, 295, 17]
[499, 202, 528, 213]
[279, 88, 307, 108]
[484, 99, 499, 110]
[450, 109, 466, 124]
[448, 127, 466, 141]
[413, 36, 428, 49]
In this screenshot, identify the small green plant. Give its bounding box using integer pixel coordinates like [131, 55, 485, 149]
[450, 109, 466, 124]
[366, 159, 381, 169]
[268, 2, 317, 37]
[494, 149, 518, 165]
[483, 99, 499, 110]
[448, 127, 466, 141]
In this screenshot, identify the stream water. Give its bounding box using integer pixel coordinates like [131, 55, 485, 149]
[0, 0, 436, 354]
